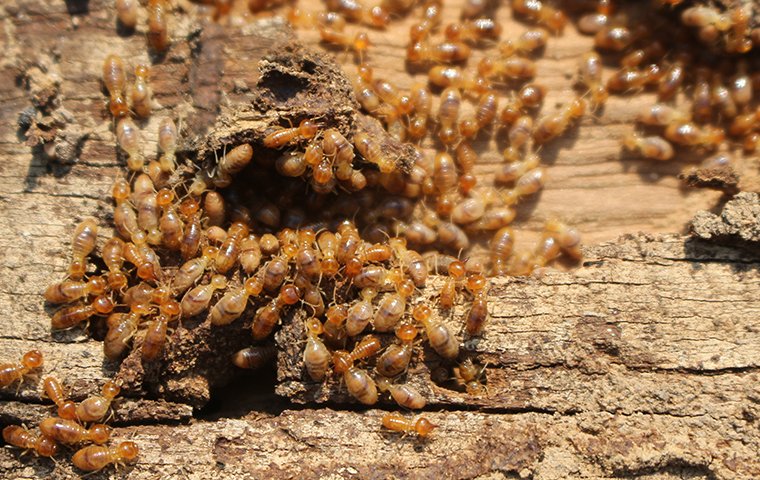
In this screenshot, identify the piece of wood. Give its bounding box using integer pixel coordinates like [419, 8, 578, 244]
[277, 232, 760, 411]
[1, 1, 759, 479]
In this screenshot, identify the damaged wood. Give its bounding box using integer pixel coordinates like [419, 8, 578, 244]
[277, 232, 760, 414]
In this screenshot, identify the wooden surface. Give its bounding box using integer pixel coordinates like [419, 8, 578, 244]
[0, 0, 759, 479]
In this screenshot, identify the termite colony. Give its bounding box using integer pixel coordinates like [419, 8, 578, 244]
[5, 0, 758, 470]
[1, 351, 137, 471]
[571, 0, 760, 168]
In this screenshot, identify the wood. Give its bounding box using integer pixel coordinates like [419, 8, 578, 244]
[0, 0, 758, 479]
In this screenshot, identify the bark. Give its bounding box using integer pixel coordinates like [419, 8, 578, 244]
[0, 1, 759, 479]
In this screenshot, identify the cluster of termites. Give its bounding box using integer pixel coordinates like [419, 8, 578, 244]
[571, 1, 760, 171]
[1, 351, 138, 471]
[10, 0, 756, 470]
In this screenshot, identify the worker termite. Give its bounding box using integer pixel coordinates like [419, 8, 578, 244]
[464, 274, 489, 335]
[376, 322, 417, 377]
[396, 242, 428, 287]
[413, 303, 459, 359]
[232, 345, 276, 370]
[238, 234, 262, 274]
[302, 315, 331, 379]
[262, 255, 289, 292]
[478, 56, 536, 81]
[324, 0, 389, 28]
[103, 303, 151, 360]
[498, 28, 549, 57]
[345, 287, 377, 336]
[320, 28, 371, 61]
[101, 237, 128, 291]
[408, 83, 432, 141]
[44, 276, 107, 304]
[123, 283, 154, 307]
[68, 218, 98, 280]
[729, 63, 752, 106]
[72, 441, 139, 472]
[545, 220, 582, 261]
[51, 295, 115, 330]
[158, 118, 178, 173]
[373, 276, 412, 332]
[636, 103, 689, 127]
[130, 65, 152, 118]
[681, 6, 731, 31]
[181, 275, 227, 317]
[141, 299, 181, 361]
[123, 233, 162, 282]
[102, 54, 128, 118]
[453, 357, 487, 394]
[407, 40, 472, 64]
[432, 150, 458, 194]
[439, 260, 465, 309]
[353, 131, 396, 174]
[444, 18, 502, 43]
[39, 417, 110, 445]
[377, 377, 426, 409]
[381, 412, 436, 437]
[276, 151, 308, 178]
[315, 231, 339, 277]
[437, 221, 469, 251]
[209, 276, 264, 326]
[467, 206, 516, 232]
[658, 56, 687, 101]
[154, 189, 181, 251]
[490, 227, 514, 275]
[333, 334, 382, 373]
[322, 304, 348, 348]
[577, 11, 608, 35]
[428, 66, 489, 97]
[533, 97, 586, 144]
[215, 222, 249, 274]
[344, 365, 378, 405]
[711, 75, 738, 119]
[116, 117, 144, 171]
[113, 182, 139, 242]
[171, 246, 216, 294]
[251, 284, 300, 340]
[42, 376, 77, 420]
[147, 0, 169, 52]
[373, 79, 413, 118]
[295, 233, 321, 281]
[264, 120, 318, 149]
[511, 0, 567, 33]
[132, 177, 160, 245]
[451, 195, 485, 225]
[115, 0, 138, 29]
[179, 198, 203, 260]
[577, 52, 608, 110]
[507, 115, 533, 150]
[622, 133, 674, 161]
[0, 350, 43, 388]
[207, 224, 231, 245]
[594, 26, 633, 51]
[215, 144, 254, 187]
[408, 0, 442, 40]
[2, 426, 58, 457]
[75, 380, 120, 422]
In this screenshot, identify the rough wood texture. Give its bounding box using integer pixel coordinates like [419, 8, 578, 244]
[1, 0, 759, 479]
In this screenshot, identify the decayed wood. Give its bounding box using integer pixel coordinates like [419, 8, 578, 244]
[1, 0, 759, 479]
[277, 232, 760, 414]
[2, 407, 760, 479]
